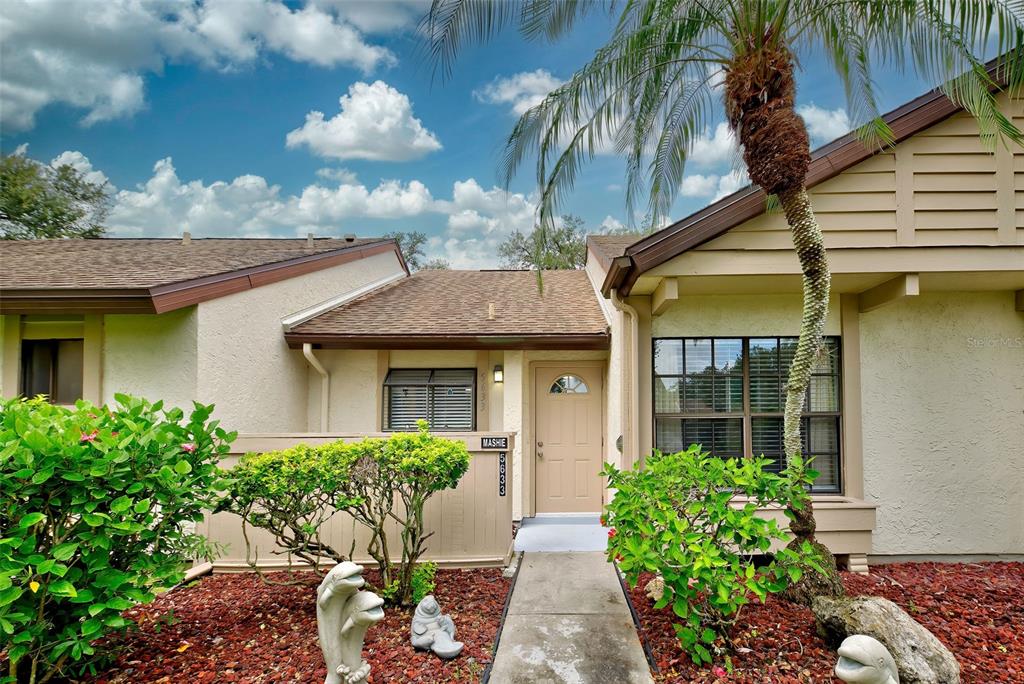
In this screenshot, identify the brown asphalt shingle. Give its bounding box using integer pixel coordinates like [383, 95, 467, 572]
[587, 235, 638, 268]
[290, 269, 609, 338]
[0, 238, 386, 290]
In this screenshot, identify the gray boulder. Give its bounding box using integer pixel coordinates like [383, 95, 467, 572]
[812, 595, 960, 684]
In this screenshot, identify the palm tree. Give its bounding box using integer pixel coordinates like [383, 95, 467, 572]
[425, 0, 1023, 601]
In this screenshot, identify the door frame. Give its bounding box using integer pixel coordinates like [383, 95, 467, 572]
[527, 360, 607, 518]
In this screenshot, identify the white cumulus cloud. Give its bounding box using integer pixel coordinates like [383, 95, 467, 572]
[50, 151, 111, 188]
[679, 174, 719, 198]
[56, 151, 537, 270]
[109, 156, 438, 236]
[798, 104, 851, 145]
[0, 0, 396, 132]
[315, 167, 360, 184]
[679, 169, 750, 201]
[687, 122, 739, 167]
[286, 81, 442, 162]
[474, 69, 563, 116]
[600, 216, 625, 232]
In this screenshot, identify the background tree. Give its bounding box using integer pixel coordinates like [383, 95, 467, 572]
[426, 0, 1023, 602]
[382, 230, 428, 270]
[499, 214, 588, 269]
[0, 152, 111, 239]
[421, 257, 451, 269]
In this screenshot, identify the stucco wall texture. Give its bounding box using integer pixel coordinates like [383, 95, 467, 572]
[102, 308, 198, 411]
[196, 250, 405, 433]
[652, 293, 842, 338]
[860, 291, 1024, 556]
[860, 290, 1019, 557]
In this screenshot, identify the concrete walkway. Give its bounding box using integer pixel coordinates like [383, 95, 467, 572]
[488, 552, 653, 683]
[513, 515, 611, 553]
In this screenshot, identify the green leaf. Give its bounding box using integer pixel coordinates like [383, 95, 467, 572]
[133, 498, 152, 514]
[52, 542, 79, 561]
[110, 495, 132, 514]
[701, 628, 716, 644]
[31, 468, 54, 484]
[174, 460, 192, 474]
[50, 580, 78, 598]
[18, 512, 45, 528]
[787, 566, 803, 583]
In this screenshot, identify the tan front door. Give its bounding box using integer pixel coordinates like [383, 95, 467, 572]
[534, 365, 604, 514]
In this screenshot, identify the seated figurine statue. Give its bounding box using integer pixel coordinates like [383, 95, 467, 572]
[410, 595, 464, 659]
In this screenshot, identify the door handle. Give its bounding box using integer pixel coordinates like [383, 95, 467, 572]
[538, 451, 544, 459]
[537, 441, 543, 447]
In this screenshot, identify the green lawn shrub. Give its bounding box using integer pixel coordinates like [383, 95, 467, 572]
[221, 420, 470, 606]
[603, 445, 825, 666]
[0, 395, 234, 684]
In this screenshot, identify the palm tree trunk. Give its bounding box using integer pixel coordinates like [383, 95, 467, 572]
[776, 186, 845, 604]
[778, 185, 830, 460]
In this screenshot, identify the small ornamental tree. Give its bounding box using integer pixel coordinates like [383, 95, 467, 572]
[0, 395, 234, 684]
[219, 443, 359, 579]
[381, 421, 470, 605]
[603, 446, 824, 666]
[222, 421, 470, 606]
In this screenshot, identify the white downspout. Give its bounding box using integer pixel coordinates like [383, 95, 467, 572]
[302, 343, 330, 432]
[610, 289, 640, 468]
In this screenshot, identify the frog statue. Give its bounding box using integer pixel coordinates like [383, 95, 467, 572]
[410, 594, 464, 659]
[316, 562, 385, 684]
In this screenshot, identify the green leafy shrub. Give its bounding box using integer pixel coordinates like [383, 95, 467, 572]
[603, 445, 824, 666]
[379, 561, 437, 605]
[410, 561, 438, 605]
[218, 443, 359, 578]
[0, 395, 234, 684]
[222, 421, 470, 606]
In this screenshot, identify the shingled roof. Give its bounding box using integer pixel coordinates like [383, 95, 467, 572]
[286, 269, 610, 350]
[0, 237, 401, 314]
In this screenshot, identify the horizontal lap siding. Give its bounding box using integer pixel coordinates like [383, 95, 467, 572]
[688, 93, 1022, 257]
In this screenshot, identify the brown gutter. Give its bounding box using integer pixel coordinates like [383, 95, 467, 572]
[0, 240, 402, 315]
[284, 333, 611, 351]
[603, 59, 1008, 297]
[0, 289, 155, 314]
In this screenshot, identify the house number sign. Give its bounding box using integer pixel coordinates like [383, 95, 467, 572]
[481, 436, 508, 450]
[498, 452, 507, 496]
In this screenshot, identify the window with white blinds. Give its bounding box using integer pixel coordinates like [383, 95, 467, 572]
[653, 337, 842, 493]
[383, 369, 476, 431]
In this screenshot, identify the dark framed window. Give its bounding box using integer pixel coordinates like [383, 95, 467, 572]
[653, 337, 842, 493]
[383, 368, 475, 431]
[21, 339, 84, 405]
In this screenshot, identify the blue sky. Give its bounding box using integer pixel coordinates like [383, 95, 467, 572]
[0, 0, 931, 267]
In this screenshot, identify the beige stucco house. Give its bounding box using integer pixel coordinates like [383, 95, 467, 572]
[1, 78, 1021, 572]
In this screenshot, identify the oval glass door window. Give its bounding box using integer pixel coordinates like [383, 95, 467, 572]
[549, 374, 589, 394]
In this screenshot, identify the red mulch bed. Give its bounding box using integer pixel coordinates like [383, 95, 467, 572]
[88, 567, 510, 683]
[627, 561, 1024, 683]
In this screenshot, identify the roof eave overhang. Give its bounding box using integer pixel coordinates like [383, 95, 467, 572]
[0, 289, 156, 314]
[600, 256, 635, 298]
[284, 333, 611, 351]
[0, 240, 402, 315]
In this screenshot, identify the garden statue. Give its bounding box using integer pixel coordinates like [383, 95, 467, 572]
[317, 562, 385, 684]
[835, 635, 900, 684]
[410, 594, 464, 659]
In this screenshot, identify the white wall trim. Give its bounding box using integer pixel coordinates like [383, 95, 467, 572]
[281, 271, 406, 331]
